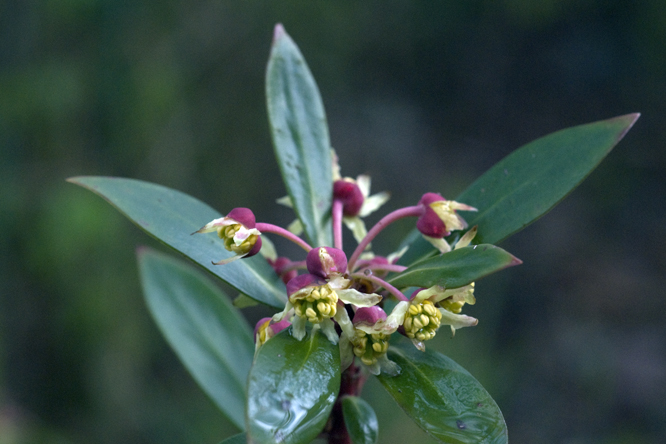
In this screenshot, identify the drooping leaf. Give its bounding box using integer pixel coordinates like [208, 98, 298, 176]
[138, 248, 254, 430]
[389, 244, 521, 290]
[399, 113, 639, 265]
[218, 434, 247, 444]
[341, 396, 379, 444]
[68, 176, 287, 308]
[247, 328, 340, 444]
[377, 339, 507, 444]
[266, 24, 333, 248]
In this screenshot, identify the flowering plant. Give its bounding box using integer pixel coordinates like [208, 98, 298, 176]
[69, 24, 637, 444]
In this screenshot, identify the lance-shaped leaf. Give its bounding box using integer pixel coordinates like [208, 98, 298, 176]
[389, 244, 521, 290]
[377, 340, 507, 444]
[399, 113, 639, 265]
[68, 176, 287, 309]
[138, 249, 254, 430]
[266, 24, 333, 247]
[247, 329, 340, 444]
[341, 396, 379, 444]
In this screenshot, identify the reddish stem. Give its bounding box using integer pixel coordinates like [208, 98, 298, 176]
[255, 222, 313, 252]
[333, 199, 344, 251]
[350, 273, 408, 302]
[348, 205, 424, 271]
[328, 362, 368, 444]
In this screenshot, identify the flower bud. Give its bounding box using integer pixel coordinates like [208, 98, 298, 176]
[254, 317, 291, 348]
[194, 207, 262, 264]
[333, 179, 365, 216]
[268, 256, 298, 284]
[416, 193, 477, 240]
[306, 247, 348, 279]
[353, 306, 387, 327]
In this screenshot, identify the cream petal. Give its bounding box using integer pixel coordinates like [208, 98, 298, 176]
[339, 331, 354, 371]
[291, 316, 307, 340]
[455, 226, 478, 249]
[343, 216, 368, 244]
[422, 235, 451, 254]
[336, 288, 382, 307]
[356, 174, 371, 198]
[438, 308, 478, 333]
[359, 191, 390, 217]
[377, 355, 401, 376]
[286, 219, 304, 236]
[194, 216, 236, 234]
[276, 196, 293, 208]
[258, 235, 278, 261]
[320, 318, 339, 344]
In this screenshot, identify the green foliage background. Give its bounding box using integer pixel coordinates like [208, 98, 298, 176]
[1, 1, 665, 443]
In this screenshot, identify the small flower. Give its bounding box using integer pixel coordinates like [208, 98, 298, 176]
[416, 193, 477, 253]
[332, 151, 390, 244]
[406, 285, 478, 350]
[273, 272, 382, 344]
[306, 247, 347, 279]
[338, 305, 403, 375]
[254, 317, 291, 351]
[194, 208, 262, 264]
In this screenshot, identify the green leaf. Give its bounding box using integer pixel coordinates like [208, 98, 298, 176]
[266, 24, 333, 248]
[137, 248, 254, 430]
[399, 113, 639, 265]
[341, 396, 379, 444]
[68, 176, 287, 309]
[389, 244, 521, 289]
[377, 340, 507, 444]
[247, 328, 341, 444]
[218, 434, 247, 444]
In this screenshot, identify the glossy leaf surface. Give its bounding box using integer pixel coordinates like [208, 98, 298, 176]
[266, 24, 333, 247]
[377, 340, 507, 443]
[247, 329, 340, 444]
[138, 249, 253, 430]
[399, 113, 639, 265]
[68, 176, 287, 308]
[389, 244, 521, 289]
[341, 396, 379, 444]
[218, 434, 246, 444]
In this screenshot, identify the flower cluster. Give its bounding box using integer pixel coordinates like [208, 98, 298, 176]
[195, 152, 480, 374]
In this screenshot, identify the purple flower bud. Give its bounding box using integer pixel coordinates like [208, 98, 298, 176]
[226, 207, 256, 229]
[333, 180, 364, 216]
[416, 193, 448, 238]
[286, 273, 327, 297]
[268, 256, 298, 284]
[270, 318, 292, 335]
[306, 247, 348, 279]
[253, 317, 272, 340]
[353, 306, 387, 326]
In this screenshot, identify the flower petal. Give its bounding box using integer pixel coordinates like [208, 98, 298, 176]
[320, 318, 339, 344]
[286, 218, 304, 236]
[259, 235, 278, 261]
[336, 288, 382, 307]
[438, 308, 478, 336]
[455, 226, 478, 249]
[422, 235, 451, 254]
[193, 216, 236, 234]
[359, 191, 390, 217]
[276, 195, 293, 208]
[343, 216, 368, 244]
[356, 174, 371, 198]
[339, 331, 354, 371]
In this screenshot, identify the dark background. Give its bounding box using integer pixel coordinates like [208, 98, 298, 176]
[2, 1, 665, 443]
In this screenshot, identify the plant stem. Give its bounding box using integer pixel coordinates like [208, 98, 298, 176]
[347, 205, 424, 271]
[255, 222, 313, 252]
[328, 362, 367, 444]
[333, 199, 344, 250]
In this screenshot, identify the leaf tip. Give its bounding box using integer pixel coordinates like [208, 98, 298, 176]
[273, 23, 286, 43]
[509, 255, 523, 267]
[615, 112, 641, 142]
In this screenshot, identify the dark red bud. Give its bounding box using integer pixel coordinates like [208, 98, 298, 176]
[286, 273, 327, 297]
[244, 236, 262, 258]
[353, 306, 387, 326]
[416, 206, 448, 238]
[226, 207, 256, 228]
[333, 180, 364, 216]
[268, 257, 299, 284]
[419, 192, 445, 206]
[306, 247, 348, 278]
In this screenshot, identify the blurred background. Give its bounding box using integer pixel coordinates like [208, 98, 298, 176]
[2, 1, 665, 443]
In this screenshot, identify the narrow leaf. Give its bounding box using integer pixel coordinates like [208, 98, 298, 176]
[68, 176, 287, 308]
[399, 113, 639, 265]
[138, 248, 254, 430]
[342, 396, 379, 444]
[389, 244, 521, 289]
[247, 328, 341, 444]
[266, 24, 333, 247]
[377, 340, 507, 444]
